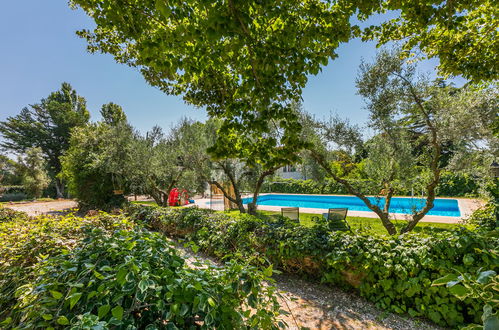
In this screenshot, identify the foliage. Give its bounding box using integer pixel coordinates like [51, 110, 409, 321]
[129, 204, 499, 327]
[0, 155, 22, 188]
[8, 228, 279, 329]
[69, 0, 359, 171]
[0, 209, 280, 329]
[0, 208, 133, 323]
[100, 102, 127, 126]
[466, 204, 497, 231]
[127, 120, 208, 206]
[18, 147, 50, 199]
[0, 83, 90, 197]
[433, 267, 499, 329]
[61, 122, 133, 211]
[361, 0, 499, 82]
[0, 192, 28, 203]
[436, 171, 480, 197]
[308, 49, 496, 234]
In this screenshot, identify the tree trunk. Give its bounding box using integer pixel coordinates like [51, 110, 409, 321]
[310, 150, 398, 235]
[247, 168, 277, 216]
[54, 178, 64, 198]
[208, 180, 246, 213]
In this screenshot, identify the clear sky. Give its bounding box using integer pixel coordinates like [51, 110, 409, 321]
[0, 1, 453, 135]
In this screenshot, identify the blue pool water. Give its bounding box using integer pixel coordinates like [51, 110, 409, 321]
[242, 194, 461, 217]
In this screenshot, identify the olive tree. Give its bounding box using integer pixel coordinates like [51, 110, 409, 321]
[310, 49, 497, 234]
[128, 122, 206, 206]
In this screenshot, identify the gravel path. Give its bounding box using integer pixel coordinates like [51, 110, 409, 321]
[175, 242, 441, 330]
[5, 200, 78, 216]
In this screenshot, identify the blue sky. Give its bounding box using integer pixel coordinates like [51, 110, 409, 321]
[0, 1, 452, 135]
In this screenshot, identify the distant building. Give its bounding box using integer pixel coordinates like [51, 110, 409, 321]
[276, 164, 304, 180]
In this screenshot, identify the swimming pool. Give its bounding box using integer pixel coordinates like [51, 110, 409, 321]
[242, 194, 461, 217]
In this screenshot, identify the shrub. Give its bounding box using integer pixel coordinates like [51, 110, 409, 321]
[465, 203, 497, 231]
[0, 192, 28, 202]
[0, 210, 134, 323]
[0, 209, 280, 329]
[436, 171, 480, 197]
[128, 205, 499, 327]
[433, 266, 499, 329]
[6, 228, 279, 329]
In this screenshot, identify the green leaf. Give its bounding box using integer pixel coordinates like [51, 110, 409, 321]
[116, 268, 127, 285]
[207, 297, 216, 307]
[432, 274, 458, 286]
[263, 265, 273, 277]
[69, 292, 82, 310]
[57, 316, 69, 325]
[138, 279, 148, 293]
[112, 305, 124, 320]
[42, 314, 53, 320]
[98, 304, 111, 319]
[449, 284, 470, 300]
[477, 270, 496, 284]
[50, 290, 63, 299]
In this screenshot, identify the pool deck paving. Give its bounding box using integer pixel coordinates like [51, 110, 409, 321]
[195, 193, 484, 224]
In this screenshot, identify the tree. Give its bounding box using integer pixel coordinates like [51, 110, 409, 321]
[61, 120, 134, 211]
[127, 121, 205, 206]
[309, 49, 497, 234]
[70, 0, 361, 188]
[18, 147, 50, 199]
[0, 83, 90, 197]
[100, 102, 127, 126]
[361, 0, 498, 82]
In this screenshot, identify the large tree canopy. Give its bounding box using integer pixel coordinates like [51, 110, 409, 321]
[0, 83, 90, 197]
[70, 0, 358, 166]
[70, 0, 496, 171]
[361, 0, 498, 82]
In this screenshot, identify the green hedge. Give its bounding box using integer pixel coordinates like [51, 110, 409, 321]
[263, 171, 480, 197]
[128, 205, 499, 327]
[0, 208, 280, 329]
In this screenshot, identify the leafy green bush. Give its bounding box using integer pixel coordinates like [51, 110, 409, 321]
[0, 209, 281, 329]
[0, 210, 133, 322]
[465, 203, 497, 231]
[264, 171, 480, 197]
[433, 267, 499, 329]
[7, 228, 279, 329]
[0, 192, 28, 202]
[0, 207, 30, 222]
[60, 123, 129, 211]
[129, 205, 499, 327]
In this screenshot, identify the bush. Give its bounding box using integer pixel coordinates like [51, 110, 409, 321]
[0, 210, 134, 323]
[8, 228, 279, 329]
[60, 123, 129, 211]
[128, 205, 499, 327]
[0, 209, 280, 329]
[436, 171, 480, 197]
[0, 192, 28, 202]
[465, 203, 497, 231]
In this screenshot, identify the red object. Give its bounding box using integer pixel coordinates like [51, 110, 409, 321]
[168, 188, 189, 206]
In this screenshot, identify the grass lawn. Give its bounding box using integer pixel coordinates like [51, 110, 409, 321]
[131, 200, 158, 206]
[225, 210, 463, 236]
